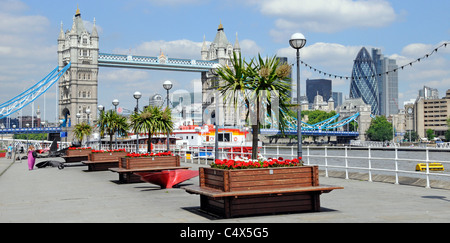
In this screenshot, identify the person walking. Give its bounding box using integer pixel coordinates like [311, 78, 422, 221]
[27, 145, 36, 170]
[7, 144, 13, 159]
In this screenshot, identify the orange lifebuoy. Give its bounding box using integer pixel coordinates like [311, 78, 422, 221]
[234, 137, 238, 141]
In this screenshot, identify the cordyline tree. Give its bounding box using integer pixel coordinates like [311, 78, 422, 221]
[130, 105, 173, 153]
[73, 122, 92, 145]
[96, 110, 129, 150]
[215, 52, 293, 160]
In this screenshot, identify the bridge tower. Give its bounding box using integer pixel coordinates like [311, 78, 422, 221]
[201, 22, 242, 126]
[58, 7, 99, 139]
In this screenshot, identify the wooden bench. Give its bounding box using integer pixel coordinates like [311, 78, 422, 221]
[184, 184, 343, 218]
[183, 166, 343, 218]
[82, 160, 119, 171]
[109, 166, 192, 184]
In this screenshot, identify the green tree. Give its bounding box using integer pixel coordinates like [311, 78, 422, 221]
[216, 53, 292, 159]
[96, 110, 129, 150]
[130, 105, 173, 153]
[73, 122, 92, 145]
[426, 129, 435, 141]
[366, 116, 393, 141]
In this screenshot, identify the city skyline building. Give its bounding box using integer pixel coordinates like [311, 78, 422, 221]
[418, 85, 439, 100]
[372, 48, 399, 116]
[306, 79, 332, 104]
[332, 91, 343, 108]
[350, 47, 380, 115]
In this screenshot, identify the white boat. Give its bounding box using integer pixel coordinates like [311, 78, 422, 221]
[172, 124, 259, 159]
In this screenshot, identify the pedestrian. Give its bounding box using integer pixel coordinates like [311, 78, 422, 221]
[7, 144, 13, 159]
[27, 145, 37, 170]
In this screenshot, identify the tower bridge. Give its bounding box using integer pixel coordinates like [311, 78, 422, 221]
[98, 53, 219, 72]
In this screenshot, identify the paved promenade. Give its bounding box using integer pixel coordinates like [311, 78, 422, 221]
[1, 155, 450, 223]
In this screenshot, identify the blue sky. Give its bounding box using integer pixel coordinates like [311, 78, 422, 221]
[0, 0, 449, 123]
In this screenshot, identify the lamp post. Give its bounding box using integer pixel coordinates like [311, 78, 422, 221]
[59, 119, 64, 149]
[25, 123, 29, 149]
[41, 121, 45, 149]
[112, 99, 119, 149]
[76, 113, 81, 124]
[289, 32, 307, 159]
[97, 105, 104, 150]
[163, 80, 173, 152]
[86, 109, 91, 146]
[12, 125, 16, 162]
[133, 91, 142, 153]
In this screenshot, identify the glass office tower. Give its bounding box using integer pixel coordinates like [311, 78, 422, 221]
[350, 47, 380, 115]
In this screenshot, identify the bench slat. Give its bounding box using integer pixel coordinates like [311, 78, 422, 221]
[183, 185, 343, 198]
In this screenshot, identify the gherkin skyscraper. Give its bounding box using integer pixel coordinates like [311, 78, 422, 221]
[350, 47, 380, 115]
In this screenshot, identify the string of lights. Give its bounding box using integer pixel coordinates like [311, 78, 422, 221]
[298, 41, 449, 80]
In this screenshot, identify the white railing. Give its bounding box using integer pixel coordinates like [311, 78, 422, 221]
[178, 145, 450, 189]
[84, 142, 450, 189]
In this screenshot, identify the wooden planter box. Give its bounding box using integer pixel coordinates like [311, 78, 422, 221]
[120, 155, 180, 169]
[192, 165, 337, 218]
[200, 166, 319, 192]
[66, 149, 92, 157]
[88, 152, 127, 162]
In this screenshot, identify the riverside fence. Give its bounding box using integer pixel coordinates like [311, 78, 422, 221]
[99, 143, 450, 189]
[177, 145, 450, 189]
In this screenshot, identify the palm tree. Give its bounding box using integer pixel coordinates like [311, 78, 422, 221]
[130, 105, 173, 153]
[97, 110, 129, 150]
[216, 53, 292, 159]
[73, 122, 92, 145]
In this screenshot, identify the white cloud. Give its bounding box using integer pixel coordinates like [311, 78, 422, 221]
[249, 0, 397, 42]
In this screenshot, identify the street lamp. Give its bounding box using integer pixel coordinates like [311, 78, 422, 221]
[289, 32, 306, 159]
[163, 80, 173, 152]
[25, 123, 30, 149]
[12, 125, 16, 162]
[59, 119, 64, 149]
[41, 121, 45, 149]
[98, 105, 104, 150]
[112, 99, 119, 111]
[76, 113, 81, 124]
[133, 91, 142, 153]
[86, 109, 91, 146]
[112, 99, 119, 149]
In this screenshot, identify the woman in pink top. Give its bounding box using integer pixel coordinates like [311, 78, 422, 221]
[27, 145, 36, 170]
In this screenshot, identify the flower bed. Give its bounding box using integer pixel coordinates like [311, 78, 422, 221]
[211, 156, 303, 170]
[120, 152, 179, 169]
[66, 147, 92, 156]
[88, 149, 127, 162]
[125, 151, 172, 158]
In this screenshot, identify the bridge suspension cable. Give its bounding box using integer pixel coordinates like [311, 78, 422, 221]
[0, 62, 71, 120]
